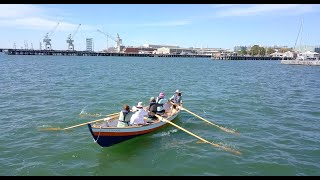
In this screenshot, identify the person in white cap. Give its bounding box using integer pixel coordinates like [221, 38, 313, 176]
[169, 89, 183, 115]
[170, 89, 182, 106]
[129, 102, 148, 125]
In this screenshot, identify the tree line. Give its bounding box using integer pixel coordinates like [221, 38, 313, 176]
[237, 45, 293, 56]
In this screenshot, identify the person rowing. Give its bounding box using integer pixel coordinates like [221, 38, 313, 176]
[156, 92, 168, 116]
[129, 102, 148, 126]
[117, 104, 133, 127]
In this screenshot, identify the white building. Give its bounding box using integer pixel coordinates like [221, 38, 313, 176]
[143, 44, 179, 49]
[270, 51, 295, 58]
[156, 47, 226, 55]
[297, 51, 319, 60]
[194, 48, 225, 55]
[156, 47, 196, 54]
[86, 38, 93, 52]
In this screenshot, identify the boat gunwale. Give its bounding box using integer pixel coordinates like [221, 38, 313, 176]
[90, 109, 180, 131]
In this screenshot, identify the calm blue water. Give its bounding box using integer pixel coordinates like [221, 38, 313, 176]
[0, 53, 319, 175]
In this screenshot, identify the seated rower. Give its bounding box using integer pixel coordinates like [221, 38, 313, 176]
[169, 89, 183, 115]
[117, 104, 133, 128]
[170, 89, 183, 106]
[147, 97, 157, 121]
[156, 92, 168, 116]
[129, 102, 148, 126]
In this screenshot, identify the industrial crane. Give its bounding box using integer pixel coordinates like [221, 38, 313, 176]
[43, 22, 60, 50]
[66, 24, 81, 51]
[97, 29, 123, 53]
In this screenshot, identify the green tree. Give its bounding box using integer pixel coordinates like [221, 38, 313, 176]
[259, 47, 266, 56]
[250, 45, 260, 56]
[238, 49, 247, 55]
[279, 48, 292, 53]
[278, 48, 284, 53]
[266, 48, 275, 55]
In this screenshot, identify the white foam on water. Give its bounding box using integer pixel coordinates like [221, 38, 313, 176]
[152, 129, 178, 137]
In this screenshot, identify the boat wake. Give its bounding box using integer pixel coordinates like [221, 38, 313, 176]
[79, 106, 102, 118]
[79, 106, 88, 115]
[152, 129, 178, 137]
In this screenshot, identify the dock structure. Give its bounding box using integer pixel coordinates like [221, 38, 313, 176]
[2, 49, 211, 58]
[211, 56, 294, 60]
[281, 60, 320, 66]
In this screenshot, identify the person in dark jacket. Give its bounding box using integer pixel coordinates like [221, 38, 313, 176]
[147, 97, 157, 120]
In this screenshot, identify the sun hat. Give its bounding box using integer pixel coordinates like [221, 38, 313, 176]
[150, 97, 155, 101]
[136, 102, 144, 108]
[175, 89, 181, 93]
[159, 92, 165, 98]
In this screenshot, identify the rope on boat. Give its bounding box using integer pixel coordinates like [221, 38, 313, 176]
[93, 117, 113, 143]
[94, 125, 103, 143]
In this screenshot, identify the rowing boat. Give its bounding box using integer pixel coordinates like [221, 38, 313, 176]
[87, 106, 180, 147]
[39, 102, 241, 155]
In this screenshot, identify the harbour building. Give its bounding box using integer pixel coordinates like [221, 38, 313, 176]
[86, 38, 93, 52]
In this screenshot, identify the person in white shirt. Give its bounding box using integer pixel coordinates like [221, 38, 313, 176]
[130, 102, 148, 125]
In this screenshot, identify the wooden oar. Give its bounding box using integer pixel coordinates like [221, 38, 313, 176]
[170, 102, 239, 135]
[38, 113, 119, 131]
[79, 112, 119, 118]
[154, 114, 241, 155]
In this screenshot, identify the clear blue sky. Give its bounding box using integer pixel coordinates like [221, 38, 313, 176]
[1, 4, 320, 51]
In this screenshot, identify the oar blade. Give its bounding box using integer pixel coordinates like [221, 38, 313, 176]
[37, 127, 62, 131]
[211, 143, 242, 155]
[79, 113, 101, 118]
[220, 127, 239, 135]
[38, 112, 119, 132]
[155, 114, 241, 156]
[180, 104, 240, 135]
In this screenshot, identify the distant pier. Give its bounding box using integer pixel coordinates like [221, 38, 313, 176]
[211, 56, 294, 60]
[281, 59, 320, 66]
[1, 49, 297, 60]
[2, 49, 211, 58]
